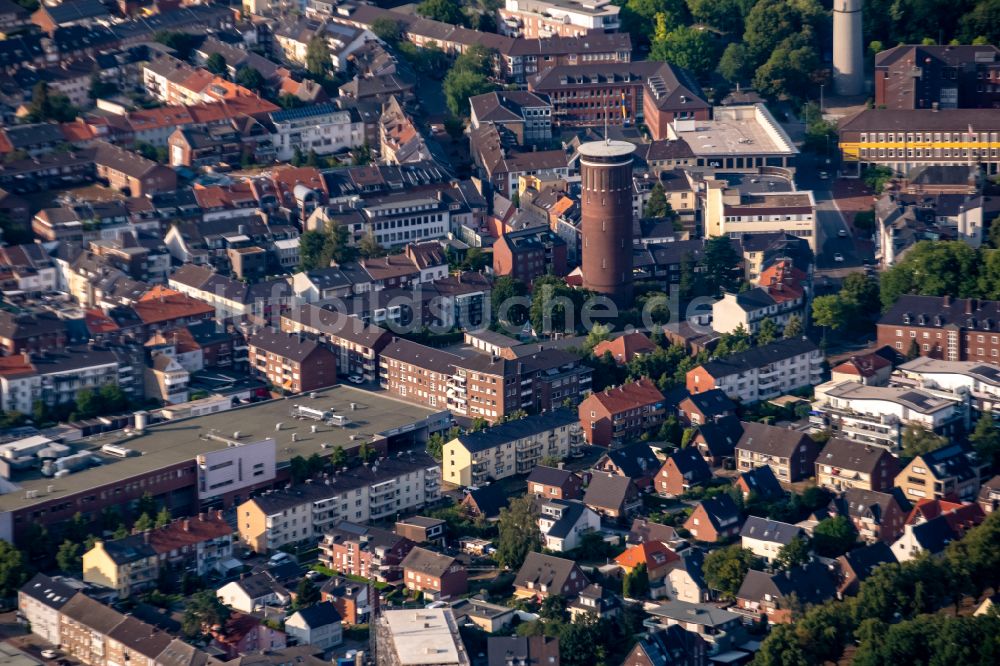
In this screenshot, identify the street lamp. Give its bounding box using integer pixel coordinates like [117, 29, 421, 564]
[820, 84, 825, 113]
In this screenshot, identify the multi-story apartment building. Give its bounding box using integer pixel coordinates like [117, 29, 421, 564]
[578, 378, 666, 447]
[442, 409, 582, 487]
[528, 61, 709, 137]
[814, 437, 900, 493]
[687, 339, 823, 404]
[810, 380, 967, 452]
[247, 328, 338, 394]
[894, 356, 1000, 414]
[280, 305, 391, 383]
[499, 0, 620, 38]
[469, 90, 553, 144]
[877, 295, 1000, 362]
[380, 341, 591, 421]
[401, 547, 467, 600]
[838, 109, 1000, 177]
[18, 574, 76, 646]
[874, 44, 1000, 110]
[238, 453, 440, 553]
[319, 522, 414, 583]
[711, 263, 809, 335]
[704, 183, 817, 252]
[269, 104, 365, 162]
[895, 443, 987, 502]
[735, 421, 819, 483]
[82, 512, 234, 598]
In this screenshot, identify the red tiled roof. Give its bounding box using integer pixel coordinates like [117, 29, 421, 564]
[0, 354, 36, 379]
[832, 353, 892, 378]
[906, 498, 985, 533]
[758, 260, 807, 304]
[592, 332, 656, 365]
[585, 377, 664, 415]
[84, 308, 120, 335]
[133, 286, 214, 324]
[614, 540, 678, 569]
[146, 513, 232, 553]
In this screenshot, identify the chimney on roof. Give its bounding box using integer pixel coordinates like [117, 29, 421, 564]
[966, 299, 974, 314]
[142, 530, 150, 544]
[943, 294, 951, 307]
[182, 519, 190, 532]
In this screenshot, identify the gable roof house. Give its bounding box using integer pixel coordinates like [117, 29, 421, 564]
[655, 446, 712, 498]
[895, 442, 988, 502]
[217, 573, 290, 614]
[690, 415, 744, 468]
[527, 465, 584, 500]
[683, 495, 741, 543]
[663, 548, 710, 604]
[537, 498, 601, 552]
[815, 437, 900, 493]
[593, 441, 662, 489]
[734, 465, 785, 502]
[615, 541, 680, 581]
[830, 488, 911, 544]
[513, 552, 589, 600]
[461, 484, 510, 520]
[627, 518, 680, 548]
[836, 542, 896, 596]
[592, 332, 657, 365]
[619, 625, 706, 666]
[686, 338, 823, 404]
[739, 516, 805, 563]
[583, 472, 641, 519]
[284, 602, 343, 651]
[578, 378, 666, 447]
[676, 388, 737, 426]
[735, 421, 820, 483]
[735, 562, 837, 623]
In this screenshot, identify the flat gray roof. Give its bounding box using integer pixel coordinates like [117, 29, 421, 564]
[0, 386, 442, 513]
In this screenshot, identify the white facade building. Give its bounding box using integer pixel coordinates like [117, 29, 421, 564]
[270, 104, 365, 161]
[197, 437, 276, 503]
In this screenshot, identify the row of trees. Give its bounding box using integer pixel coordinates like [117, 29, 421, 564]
[879, 240, 1000, 309]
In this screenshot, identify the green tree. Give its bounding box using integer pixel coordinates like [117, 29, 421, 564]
[294, 577, 320, 609]
[496, 495, 541, 570]
[703, 545, 762, 600]
[155, 506, 171, 528]
[643, 182, 669, 218]
[416, 0, 469, 25]
[970, 415, 1000, 470]
[306, 36, 332, 79]
[812, 516, 856, 558]
[530, 275, 586, 335]
[703, 236, 742, 293]
[153, 31, 199, 59]
[539, 594, 566, 621]
[620, 0, 688, 43]
[206, 53, 227, 75]
[753, 41, 824, 102]
[900, 424, 948, 459]
[751, 623, 811, 666]
[756, 318, 780, 345]
[182, 590, 231, 637]
[686, 0, 749, 34]
[371, 17, 402, 45]
[783, 314, 803, 339]
[443, 68, 495, 117]
[133, 513, 154, 532]
[56, 540, 81, 575]
[879, 241, 983, 308]
[331, 445, 347, 468]
[776, 535, 810, 570]
[584, 323, 613, 352]
[862, 165, 895, 194]
[812, 295, 848, 332]
[650, 21, 720, 80]
[623, 562, 650, 599]
[358, 233, 386, 259]
[358, 440, 376, 463]
[298, 230, 327, 271]
[235, 66, 265, 92]
[491, 275, 529, 327]
[717, 42, 751, 83]
[0, 541, 29, 598]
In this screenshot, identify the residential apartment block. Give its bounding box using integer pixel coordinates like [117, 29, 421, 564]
[442, 409, 582, 487]
[238, 452, 440, 553]
[319, 521, 414, 583]
[492, 225, 568, 282]
[269, 103, 365, 162]
[686, 338, 823, 404]
[814, 437, 900, 493]
[469, 90, 553, 144]
[704, 183, 817, 252]
[499, 0, 620, 38]
[281, 304, 391, 383]
[810, 380, 967, 452]
[735, 421, 820, 483]
[874, 44, 1000, 110]
[578, 378, 666, 447]
[877, 295, 1000, 362]
[247, 328, 339, 394]
[895, 443, 987, 502]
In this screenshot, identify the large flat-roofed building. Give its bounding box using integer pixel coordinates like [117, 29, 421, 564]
[704, 185, 817, 252]
[666, 104, 798, 172]
[499, 0, 620, 38]
[810, 380, 967, 452]
[874, 44, 1000, 110]
[894, 356, 1000, 413]
[376, 609, 470, 666]
[0, 386, 449, 546]
[838, 108, 1000, 176]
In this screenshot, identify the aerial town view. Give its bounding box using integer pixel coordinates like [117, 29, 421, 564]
[0, 0, 999, 664]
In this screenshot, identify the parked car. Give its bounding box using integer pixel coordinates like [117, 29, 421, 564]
[41, 650, 58, 660]
[833, 252, 845, 262]
[348, 375, 364, 384]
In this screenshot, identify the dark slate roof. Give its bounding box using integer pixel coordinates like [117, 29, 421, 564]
[837, 488, 909, 523]
[41, 0, 108, 24]
[527, 465, 577, 489]
[668, 447, 711, 484]
[454, 409, 578, 454]
[486, 635, 559, 666]
[583, 472, 635, 512]
[918, 442, 983, 484]
[699, 338, 819, 377]
[465, 484, 510, 519]
[736, 421, 810, 458]
[601, 442, 660, 479]
[878, 295, 1000, 330]
[630, 626, 706, 666]
[736, 465, 784, 501]
[695, 415, 744, 459]
[233, 572, 284, 600]
[740, 516, 803, 545]
[840, 542, 896, 582]
[910, 515, 959, 553]
[513, 552, 585, 591]
[817, 438, 891, 475]
[291, 601, 341, 628]
[247, 328, 327, 363]
[543, 500, 588, 539]
[684, 388, 736, 416]
[737, 561, 837, 606]
[100, 535, 156, 564]
[19, 574, 78, 609]
[696, 494, 740, 531]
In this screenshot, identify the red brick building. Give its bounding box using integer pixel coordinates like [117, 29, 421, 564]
[401, 547, 467, 600]
[319, 523, 414, 583]
[655, 446, 712, 497]
[578, 377, 666, 447]
[877, 295, 1000, 361]
[492, 226, 568, 284]
[527, 466, 584, 500]
[247, 328, 338, 393]
[683, 495, 741, 542]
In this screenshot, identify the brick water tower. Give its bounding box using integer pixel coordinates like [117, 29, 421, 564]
[580, 139, 635, 306]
